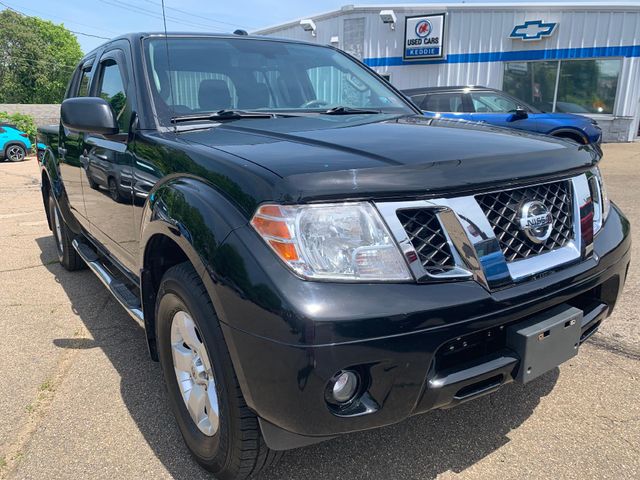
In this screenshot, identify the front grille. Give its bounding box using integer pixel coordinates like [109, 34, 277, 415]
[476, 180, 574, 262]
[397, 209, 455, 274]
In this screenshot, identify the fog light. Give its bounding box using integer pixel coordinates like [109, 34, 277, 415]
[330, 371, 359, 404]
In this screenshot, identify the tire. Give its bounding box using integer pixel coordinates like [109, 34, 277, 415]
[6, 144, 26, 162]
[88, 175, 99, 190]
[48, 191, 85, 271]
[552, 132, 587, 145]
[108, 177, 121, 202]
[156, 263, 281, 479]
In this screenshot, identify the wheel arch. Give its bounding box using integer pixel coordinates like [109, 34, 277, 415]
[41, 168, 53, 230]
[138, 176, 248, 360]
[549, 127, 589, 145]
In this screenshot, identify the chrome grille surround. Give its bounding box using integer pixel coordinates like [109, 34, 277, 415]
[375, 174, 593, 290]
[476, 181, 574, 262]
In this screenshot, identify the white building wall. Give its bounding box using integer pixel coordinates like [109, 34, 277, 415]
[256, 4, 640, 142]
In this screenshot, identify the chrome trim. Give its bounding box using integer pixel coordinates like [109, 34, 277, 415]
[72, 239, 144, 323]
[376, 174, 592, 290]
[375, 202, 473, 281]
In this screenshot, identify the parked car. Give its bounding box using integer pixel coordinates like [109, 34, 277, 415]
[0, 123, 32, 162]
[402, 86, 603, 145]
[39, 33, 630, 479]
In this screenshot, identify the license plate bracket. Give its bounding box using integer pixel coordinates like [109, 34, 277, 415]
[506, 304, 582, 384]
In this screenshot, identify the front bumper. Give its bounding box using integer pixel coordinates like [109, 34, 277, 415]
[213, 204, 630, 449]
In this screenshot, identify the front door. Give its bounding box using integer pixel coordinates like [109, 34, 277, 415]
[80, 48, 137, 273]
[465, 91, 540, 133]
[58, 59, 95, 226]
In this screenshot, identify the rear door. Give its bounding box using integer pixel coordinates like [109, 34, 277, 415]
[81, 46, 138, 272]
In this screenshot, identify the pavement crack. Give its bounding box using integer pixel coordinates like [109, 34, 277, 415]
[0, 263, 57, 274]
[586, 335, 640, 361]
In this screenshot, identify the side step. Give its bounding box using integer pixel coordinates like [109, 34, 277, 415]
[72, 239, 144, 323]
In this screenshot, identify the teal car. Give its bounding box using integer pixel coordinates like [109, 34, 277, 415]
[1, 123, 32, 162]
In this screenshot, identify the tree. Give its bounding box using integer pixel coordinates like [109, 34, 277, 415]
[0, 10, 83, 103]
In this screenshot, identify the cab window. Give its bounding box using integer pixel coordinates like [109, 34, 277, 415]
[470, 92, 519, 113]
[97, 59, 132, 133]
[423, 93, 464, 112]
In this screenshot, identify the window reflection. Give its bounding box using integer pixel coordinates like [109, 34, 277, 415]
[503, 59, 620, 114]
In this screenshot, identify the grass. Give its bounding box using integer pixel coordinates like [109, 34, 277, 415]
[38, 379, 54, 393]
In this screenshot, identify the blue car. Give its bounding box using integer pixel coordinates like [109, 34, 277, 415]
[402, 86, 602, 145]
[0, 123, 32, 162]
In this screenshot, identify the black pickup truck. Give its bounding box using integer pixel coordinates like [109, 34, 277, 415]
[38, 33, 630, 479]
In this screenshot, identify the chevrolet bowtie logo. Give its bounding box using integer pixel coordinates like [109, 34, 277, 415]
[510, 20, 557, 41]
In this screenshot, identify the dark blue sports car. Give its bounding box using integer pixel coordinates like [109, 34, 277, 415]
[403, 86, 602, 145]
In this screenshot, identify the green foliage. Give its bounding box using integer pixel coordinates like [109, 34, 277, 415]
[0, 10, 83, 104]
[0, 111, 37, 143]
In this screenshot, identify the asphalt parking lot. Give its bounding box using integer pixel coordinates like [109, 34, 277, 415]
[0, 144, 639, 480]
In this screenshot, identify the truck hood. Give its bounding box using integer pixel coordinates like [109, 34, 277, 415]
[178, 114, 600, 202]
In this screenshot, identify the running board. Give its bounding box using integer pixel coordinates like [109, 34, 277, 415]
[72, 239, 144, 323]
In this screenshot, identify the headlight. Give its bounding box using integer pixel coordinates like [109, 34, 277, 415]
[589, 167, 610, 235]
[250, 202, 412, 281]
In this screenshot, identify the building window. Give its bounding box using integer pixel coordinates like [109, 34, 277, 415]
[503, 59, 621, 114]
[343, 17, 365, 60]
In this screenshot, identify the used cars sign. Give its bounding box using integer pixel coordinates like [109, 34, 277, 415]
[404, 13, 446, 60]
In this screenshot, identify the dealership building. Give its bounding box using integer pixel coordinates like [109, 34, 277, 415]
[255, 2, 640, 142]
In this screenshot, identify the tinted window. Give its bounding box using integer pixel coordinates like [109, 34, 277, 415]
[470, 92, 519, 113]
[144, 37, 413, 124]
[503, 61, 556, 112]
[97, 60, 131, 133]
[78, 68, 91, 97]
[423, 93, 464, 112]
[503, 59, 620, 114]
[556, 59, 620, 114]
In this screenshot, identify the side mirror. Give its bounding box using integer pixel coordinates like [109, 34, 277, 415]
[61, 97, 119, 135]
[512, 107, 528, 120]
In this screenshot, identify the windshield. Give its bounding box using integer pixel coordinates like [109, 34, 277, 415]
[144, 36, 414, 124]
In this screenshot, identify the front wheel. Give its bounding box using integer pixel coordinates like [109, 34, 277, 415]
[156, 263, 281, 479]
[6, 144, 26, 162]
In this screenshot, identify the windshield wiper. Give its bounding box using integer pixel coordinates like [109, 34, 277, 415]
[170, 109, 276, 124]
[323, 106, 382, 115]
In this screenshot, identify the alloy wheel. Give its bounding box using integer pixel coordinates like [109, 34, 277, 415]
[7, 145, 25, 162]
[53, 205, 64, 256]
[170, 310, 220, 436]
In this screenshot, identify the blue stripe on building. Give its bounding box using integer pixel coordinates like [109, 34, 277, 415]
[363, 44, 640, 67]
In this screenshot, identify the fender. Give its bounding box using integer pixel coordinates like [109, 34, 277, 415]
[138, 176, 250, 355]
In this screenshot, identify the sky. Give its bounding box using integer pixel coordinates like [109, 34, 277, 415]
[1, 0, 615, 53]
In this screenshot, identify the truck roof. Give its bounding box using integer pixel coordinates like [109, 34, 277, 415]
[82, 32, 317, 58]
